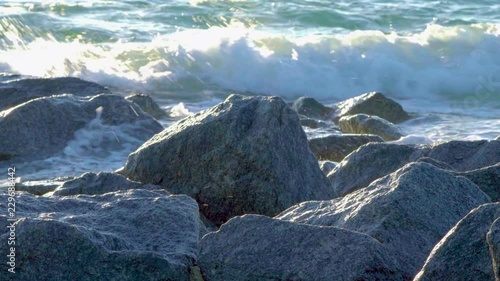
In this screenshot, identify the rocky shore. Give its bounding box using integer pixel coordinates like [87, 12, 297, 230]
[0, 77, 499, 280]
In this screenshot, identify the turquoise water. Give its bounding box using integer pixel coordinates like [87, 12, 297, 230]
[0, 0, 498, 180]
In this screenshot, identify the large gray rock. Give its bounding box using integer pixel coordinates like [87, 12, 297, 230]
[414, 203, 500, 281]
[338, 114, 404, 141]
[309, 134, 384, 162]
[0, 189, 204, 281]
[328, 140, 500, 197]
[333, 92, 410, 123]
[122, 94, 334, 225]
[487, 217, 500, 279]
[51, 172, 161, 196]
[126, 93, 168, 119]
[319, 160, 337, 176]
[427, 140, 500, 172]
[278, 162, 491, 277]
[0, 94, 163, 162]
[291, 96, 334, 120]
[454, 163, 500, 202]
[327, 143, 429, 197]
[198, 214, 409, 281]
[0, 76, 110, 111]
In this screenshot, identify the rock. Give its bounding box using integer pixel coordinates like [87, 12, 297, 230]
[198, 214, 408, 281]
[278, 162, 491, 277]
[291, 97, 334, 120]
[309, 134, 384, 162]
[126, 93, 168, 119]
[414, 203, 500, 281]
[0, 77, 110, 111]
[51, 172, 161, 196]
[487, 217, 500, 279]
[427, 140, 500, 171]
[0, 94, 163, 162]
[333, 92, 410, 123]
[299, 115, 328, 129]
[319, 160, 337, 176]
[327, 143, 429, 197]
[327, 140, 500, 197]
[338, 114, 404, 141]
[122, 94, 334, 225]
[415, 157, 454, 171]
[496, 135, 500, 140]
[454, 163, 500, 202]
[0, 189, 204, 281]
[15, 182, 59, 195]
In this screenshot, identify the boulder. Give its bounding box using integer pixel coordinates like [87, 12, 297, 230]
[454, 163, 500, 202]
[126, 93, 168, 119]
[333, 92, 410, 123]
[415, 157, 454, 171]
[0, 94, 163, 162]
[338, 114, 404, 141]
[291, 96, 334, 120]
[122, 94, 334, 225]
[328, 140, 500, 197]
[299, 115, 328, 129]
[0, 189, 204, 281]
[15, 182, 60, 195]
[51, 172, 161, 196]
[327, 143, 429, 197]
[278, 162, 491, 277]
[198, 214, 408, 281]
[309, 134, 384, 162]
[427, 140, 500, 171]
[319, 160, 337, 176]
[487, 217, 500, 279]
[414, 203, 500, 281]
[0, 77, 110, 111]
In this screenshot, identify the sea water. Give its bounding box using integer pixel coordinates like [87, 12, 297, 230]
[0, 0, 499, 181]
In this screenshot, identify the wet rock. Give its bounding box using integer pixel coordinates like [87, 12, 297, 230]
[309, 134, 383, 162]
[278, 162, 491, 277]
[333, 92, 410, 123]
[299, 115, 328, 129]
[327, 140, 500, 197]
[51, 172, 161, 196]
[122, 94, 334, 225]
[0, 94, 163, 162]
[319, 160, 337, 176]
[198, 214, 408, 281]
[327, 143, 429, 197]
[126, 93, 168, 119]
[0, 77, 110, 111]
[15, 182, 59, 196]
[454, 163, 500, 202]
[0, 189, 204, 281]
[414, 203, 500, 281]
[338, 114, 404, 141]
[291, 96, 334, 120]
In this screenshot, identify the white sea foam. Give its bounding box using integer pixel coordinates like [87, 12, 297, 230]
[0, 22, 499, 111]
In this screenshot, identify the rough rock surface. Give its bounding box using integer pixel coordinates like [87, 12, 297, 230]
[327, 143, 429, 197]
[338, 114, 404, 141]
[333, 92, 410, 123]
[299, 115, 328, 129]
[454, 163, 500, 202]
[327, 140, 500, 197]
[487, 217, 500, 279]
[198, 215, 409, 281]
[309, 134, 383, 162]
[278, 162, 491, 277]
[0, 189, 204, 281]
[0, 77, 110, 111]
[122, 94, 334, 225]
[126, 93, 168, 119]
[0, 94, 163, 162]
[415, 157, 454, 171]
[51, 172, 161, 196]
[291, 96, 334, 120]
[427, 140, 500, 171]
[414, 203, 500, 281]
[319, 160, 337, 176]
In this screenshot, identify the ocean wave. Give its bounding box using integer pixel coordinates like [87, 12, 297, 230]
[0, 22, 499, 110]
